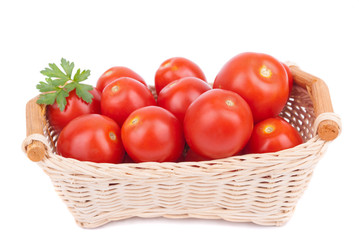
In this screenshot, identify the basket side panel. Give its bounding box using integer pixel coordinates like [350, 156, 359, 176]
[280, 85, 315, 142]
[39, 137, 328, 228]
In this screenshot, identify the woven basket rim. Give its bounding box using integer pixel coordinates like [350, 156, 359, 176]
[37, 135, 326, 181]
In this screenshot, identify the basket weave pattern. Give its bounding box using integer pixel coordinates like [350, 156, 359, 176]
[26, 85, 332, 228]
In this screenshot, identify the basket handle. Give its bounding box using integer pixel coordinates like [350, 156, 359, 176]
[289, 65, 340, 141]
[25, 96, 47, 162]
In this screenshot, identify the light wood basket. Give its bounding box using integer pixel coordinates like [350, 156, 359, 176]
[23, 65, 341, 228]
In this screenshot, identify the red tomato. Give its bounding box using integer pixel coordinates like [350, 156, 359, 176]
[243, 117, 303, 154]
[157, 77, 211, 123]
[121, 106, 185, 163]
[123, 153, 135, 163]
[97, 66, 147, 92]
[47, 88, 101, 133]
[184, 148, 210, 162]
[213, 52, 289, 123]
[155, 57, 206, 94]
[176, 153, 186, 163]
[282, 62, 293, 93]
[57, 114, 125, 164]
[101, 77, 156, 127]
[184, 89, 253, 159]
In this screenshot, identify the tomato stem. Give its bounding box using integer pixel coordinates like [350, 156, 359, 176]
[225, 99, 234, 107]
[260, 65, 272, 78]
[264, 126, 274, 134]
[112, 85, 120, 93]
[109, 132, 117, 141]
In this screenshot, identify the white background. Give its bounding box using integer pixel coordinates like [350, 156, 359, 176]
[1, 0, 358, 239]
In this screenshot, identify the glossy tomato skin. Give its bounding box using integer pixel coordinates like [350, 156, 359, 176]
[213, 52, 289, 123]
[184, 89, 253, 159]
[155, 57, 206, 94]
[97, 66, 147, 92]
[121, 106, 185, 163]
[157, 77, 211, 123]
[282, 62, 293, 93]
[57, 114, 125, 164]
[47, 88, 101, 133]
[101, 77, 156, 127]
[243, 117, 303, 154]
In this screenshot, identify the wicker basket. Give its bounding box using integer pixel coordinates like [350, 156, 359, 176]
[22, 65, 341, 228]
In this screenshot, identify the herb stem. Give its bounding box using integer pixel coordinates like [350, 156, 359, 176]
[40, 79, 74, 95]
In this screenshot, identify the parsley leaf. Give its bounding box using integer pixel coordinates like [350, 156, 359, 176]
[36, 58, 93, 111]
[75, 83, 94, 103]
[74, 69, 91, 82]
[60, 58, 74, 78]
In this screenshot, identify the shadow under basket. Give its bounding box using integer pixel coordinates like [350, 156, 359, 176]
[23, 65, 341, 228]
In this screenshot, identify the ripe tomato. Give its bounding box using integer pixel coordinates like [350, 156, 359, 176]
[47, 88, 101, 133]
[123, 153, 135, 163]
[121, 106, 185, 163]
[282, 62, 293, 93]
[154, 57, 206, 94]
[184, 89, 253, 159]
[96, 66, 147, 92]
[243, 117, 303, 154]
[184, 148, 210, 162]
[57, 114, 125, 164]
[101, 77, 156, 127]
[157, 77, 211, 123]
[213, 52, 289, 123]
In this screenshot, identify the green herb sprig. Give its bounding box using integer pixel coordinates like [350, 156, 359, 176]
[36, 58, 93, 111]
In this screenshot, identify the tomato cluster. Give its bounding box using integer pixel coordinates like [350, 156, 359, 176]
[52, 53, 303, 164]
